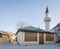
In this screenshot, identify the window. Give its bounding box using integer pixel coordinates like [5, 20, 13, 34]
[46, 33, 54, 41]
[25, 32, 37, 41]
[0, 33, 3, 38]
[57, 28, 60, 31]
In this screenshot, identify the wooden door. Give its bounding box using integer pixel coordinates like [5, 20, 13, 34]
[39, 33, 44, 44]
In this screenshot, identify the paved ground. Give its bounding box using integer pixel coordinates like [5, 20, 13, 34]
[53, 43, 60, 47]
[0, 43, 60, 49]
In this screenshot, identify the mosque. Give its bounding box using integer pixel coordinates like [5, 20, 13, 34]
[16, 7, 60, 45]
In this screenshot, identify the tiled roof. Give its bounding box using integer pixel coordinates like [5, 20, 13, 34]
[56, 23, 60, 27]
[16, 26, 55, 34]
[0, 30, 15, 36]
[51, 23, 60, 29]
[50, 23, 60, 34]
[19, 26, 46, 32]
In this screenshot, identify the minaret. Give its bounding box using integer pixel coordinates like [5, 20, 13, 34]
[44, 7, 51, 31]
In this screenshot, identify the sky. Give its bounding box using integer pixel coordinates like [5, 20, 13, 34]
[0, 0, 60, 33]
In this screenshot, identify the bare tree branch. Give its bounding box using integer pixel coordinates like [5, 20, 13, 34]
[17, 21, 29, 29]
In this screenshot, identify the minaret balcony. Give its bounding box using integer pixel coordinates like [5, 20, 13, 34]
[44, 17, 51, 22]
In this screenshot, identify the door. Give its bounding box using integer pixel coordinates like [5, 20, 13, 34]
[39, 33, 44, 44]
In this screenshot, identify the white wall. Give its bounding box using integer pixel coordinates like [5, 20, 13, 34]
[44, 33, 56, 44]
[16, 32, 24, 45]
[16, 32, 39, 46]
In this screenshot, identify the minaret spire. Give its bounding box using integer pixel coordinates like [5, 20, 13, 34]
[44, 7, 51, 31]
[45, 7, 49, 13]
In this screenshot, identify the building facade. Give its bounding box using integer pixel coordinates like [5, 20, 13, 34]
[16, 26, 56, 45]
[0, 33, 9, 43]
[0, 30, 16, 43]
[50, 23, 60, 42]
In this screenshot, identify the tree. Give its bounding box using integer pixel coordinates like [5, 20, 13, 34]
[17, 21, 29, 29]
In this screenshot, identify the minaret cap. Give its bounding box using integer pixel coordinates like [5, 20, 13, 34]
[45, 7, 49, 13]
